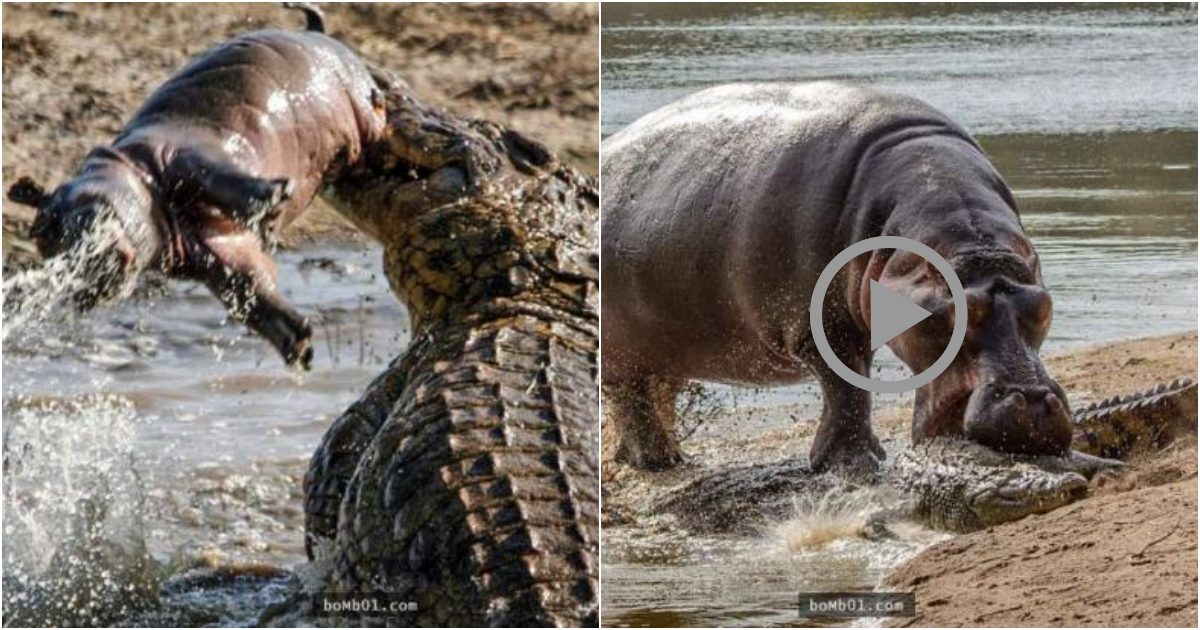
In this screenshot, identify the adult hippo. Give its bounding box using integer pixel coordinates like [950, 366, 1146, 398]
[602, 82, 1070, 475]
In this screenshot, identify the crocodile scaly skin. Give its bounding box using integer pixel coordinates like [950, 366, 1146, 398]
[306, 151, 599, 625]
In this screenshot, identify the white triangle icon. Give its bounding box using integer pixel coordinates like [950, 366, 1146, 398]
[869, 279, 933, 351]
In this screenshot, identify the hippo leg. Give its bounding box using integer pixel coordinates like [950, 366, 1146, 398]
[805, 331, 885, 479]
[172, 148, 294, 237]
[191, 226, 313, 368]
[202, 171, 293, 232]
[606, 375, 684, 470]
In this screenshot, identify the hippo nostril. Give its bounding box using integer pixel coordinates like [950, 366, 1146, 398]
[1023, 386, 1052, 401]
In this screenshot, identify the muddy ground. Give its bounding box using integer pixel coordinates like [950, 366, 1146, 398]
[2, 2, 598, 262]
[602, 332, 1199, 626]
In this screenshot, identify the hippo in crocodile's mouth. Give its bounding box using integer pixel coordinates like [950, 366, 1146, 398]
[6, 4, 389, 368]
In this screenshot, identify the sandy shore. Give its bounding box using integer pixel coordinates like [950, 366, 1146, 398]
[2, 2, 597, 263]
[885, 332, 1198, 628]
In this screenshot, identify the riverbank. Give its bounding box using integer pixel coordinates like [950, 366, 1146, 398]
[600, 332, 1198, 626]
[2, 2, 598, 264]
[885, 332, 1198, 628]
[886, 442, 1196, 627]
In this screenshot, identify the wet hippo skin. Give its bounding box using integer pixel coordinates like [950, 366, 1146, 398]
[601, 82, 1071, 476]
[7, 5, 387, 368]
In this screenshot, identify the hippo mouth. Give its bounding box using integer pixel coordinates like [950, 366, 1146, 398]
[914, 384, 974, 442]
[964, 380, 1073, 455]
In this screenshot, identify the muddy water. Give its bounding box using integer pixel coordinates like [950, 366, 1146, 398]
[601, 3, 1197, 627]
[3, 244, 402, 623]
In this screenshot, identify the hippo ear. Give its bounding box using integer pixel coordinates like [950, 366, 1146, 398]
[7, 176, 49, 208]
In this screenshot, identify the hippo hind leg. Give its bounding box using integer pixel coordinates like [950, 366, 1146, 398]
[605, 375, 684, 470]
[189, 225, 314, 369]
[172, 148, 294, 239]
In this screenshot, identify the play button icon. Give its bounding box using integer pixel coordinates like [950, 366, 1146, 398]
[809, 236, 968, 394]
[869, 279, 933, 351]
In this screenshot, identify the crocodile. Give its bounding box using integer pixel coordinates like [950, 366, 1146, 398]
[650, 378, 1196, 535]
[302, 77, 599, 625]
[889, 377, 1197, 532]
[1071, 377, 1197, 459]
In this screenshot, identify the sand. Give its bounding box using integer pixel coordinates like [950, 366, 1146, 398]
[885, 332, 1198, 628]
[2, 2, 598, 264]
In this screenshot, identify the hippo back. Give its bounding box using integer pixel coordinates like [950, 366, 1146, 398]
[116, 29, 385, 224]
[600, 82, 978, 382]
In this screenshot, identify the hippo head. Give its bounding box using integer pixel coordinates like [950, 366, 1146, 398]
[10, 151, 158, 308]
[866, 243, 1072, 456]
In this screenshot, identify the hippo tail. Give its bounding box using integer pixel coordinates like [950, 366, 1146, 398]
[282, 2, 325, 33]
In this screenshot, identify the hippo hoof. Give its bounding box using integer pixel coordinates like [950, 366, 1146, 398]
[614, 442, 684, 471]
[287, 336, 314, 371]
[809, 442, 883, 482]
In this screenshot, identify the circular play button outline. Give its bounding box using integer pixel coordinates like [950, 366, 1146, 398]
[809, 236, 967, 394]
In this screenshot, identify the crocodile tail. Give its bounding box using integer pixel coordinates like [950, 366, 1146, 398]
[1071, 378, 1197, 458]
[333, 319, 599, 625]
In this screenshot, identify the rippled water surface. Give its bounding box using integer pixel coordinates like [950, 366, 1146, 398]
[3, 244, 402, 623]
[601, 3, 1196, 627]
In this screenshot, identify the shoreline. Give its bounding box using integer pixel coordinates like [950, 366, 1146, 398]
[882, 331, 1198, 628]
[601, 332, 1198, 626]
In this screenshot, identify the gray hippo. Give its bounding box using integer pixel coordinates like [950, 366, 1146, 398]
[6, 4, 386, 368]
[601, 82, 1070, 475]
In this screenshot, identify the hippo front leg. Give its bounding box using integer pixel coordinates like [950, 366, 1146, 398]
[805, 328, 885, 479]
[605, 375, 684, 471]
[190, 225, 313, 369]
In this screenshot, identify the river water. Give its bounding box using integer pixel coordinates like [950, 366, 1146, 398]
[3, 244, 403, 623]
[600, 3, 1196, 627]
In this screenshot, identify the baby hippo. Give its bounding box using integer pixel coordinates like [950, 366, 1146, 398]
[6, 4, 386, 368]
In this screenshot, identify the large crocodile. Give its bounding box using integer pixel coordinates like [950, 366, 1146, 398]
[650, 378, 1196, 535]
[890, 377, 1197, 532]
[301, 77, 599, 625]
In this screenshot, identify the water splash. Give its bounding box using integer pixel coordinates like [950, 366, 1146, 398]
[2, 217, 137, 343]
[2, 394, 163, 625]
[774, 481, 908, 551]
